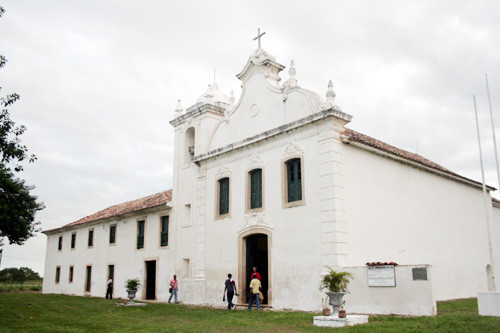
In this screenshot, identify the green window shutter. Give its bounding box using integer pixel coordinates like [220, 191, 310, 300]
[58, 236, 62, 251]
[88, 230, 93, 247]
[250, 169, 262, 209]
[71, 233, 76, 249]
[287, 158, 302, 202]
[219, 178, 229, 215]
[109, 226, 116, 244]
[161, 216, 169, 247]
[137, 221, 145, 249]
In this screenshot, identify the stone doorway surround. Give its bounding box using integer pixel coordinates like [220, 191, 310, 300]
[238, 227, 272, 306]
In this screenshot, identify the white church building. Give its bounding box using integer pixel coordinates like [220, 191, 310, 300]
[43, 45, 500, 314]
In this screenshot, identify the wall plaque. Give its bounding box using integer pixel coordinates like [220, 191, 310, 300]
[367, 265, 396, 287]
[412, 267, 428, 280]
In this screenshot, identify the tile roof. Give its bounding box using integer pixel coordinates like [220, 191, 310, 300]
[44, 190, 172, 234]
[342, 128, 493, 190]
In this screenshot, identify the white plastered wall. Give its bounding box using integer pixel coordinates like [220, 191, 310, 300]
[42, 208, 173, 299]
[343, 143, 500, 300]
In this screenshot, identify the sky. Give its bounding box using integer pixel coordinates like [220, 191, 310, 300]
[1, 0, 499, 275]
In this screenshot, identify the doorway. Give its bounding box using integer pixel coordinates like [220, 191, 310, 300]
[145, 260, 156, 300]
[245, 234, 268, 304]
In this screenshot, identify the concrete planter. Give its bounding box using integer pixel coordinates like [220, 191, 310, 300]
[326, 292, 346, 315]
[127, 289, 138, 304]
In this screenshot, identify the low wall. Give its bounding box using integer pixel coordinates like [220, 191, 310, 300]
[342, 265, 436, 316]
[478, 292, 500, 317]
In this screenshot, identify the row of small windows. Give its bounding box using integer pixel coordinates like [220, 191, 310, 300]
[57, 216, 169, 251]
[217, 158, 303, 216]
[55, 264, 114, 294]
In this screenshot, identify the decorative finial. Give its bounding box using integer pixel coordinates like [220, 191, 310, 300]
[175, 99, 183, 114]
[229, 90, 235, 106]
[319, 79, 341, 111]
[326, 80, 336, 103]
[253, 28, 266, 49]
[286, 59, 298, 88]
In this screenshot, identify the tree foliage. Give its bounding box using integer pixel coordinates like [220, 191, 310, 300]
[0, 267, 41, 282]
[0, 6, 44, 245]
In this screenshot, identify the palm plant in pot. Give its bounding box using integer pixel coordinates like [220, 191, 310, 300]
[320, 267, 353, 317]
[125, 278, 141, 304]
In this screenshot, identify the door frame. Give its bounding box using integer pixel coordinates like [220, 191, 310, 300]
[143, 259, 158, 300]
[238, 228, 272, 305]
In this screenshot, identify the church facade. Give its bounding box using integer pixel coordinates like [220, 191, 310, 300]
[43, 47, 500, 312]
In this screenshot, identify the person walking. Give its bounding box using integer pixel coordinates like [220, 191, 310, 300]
[168, 275, 178, 304]
[248, 275, 261, 310]
[224, 273, 238, 310]
[106, 276, 113, 299]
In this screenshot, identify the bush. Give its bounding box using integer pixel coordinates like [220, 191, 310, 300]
[125, 278, 141, 290]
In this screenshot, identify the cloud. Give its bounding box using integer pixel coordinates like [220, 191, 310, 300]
[1, 0, 499, 274]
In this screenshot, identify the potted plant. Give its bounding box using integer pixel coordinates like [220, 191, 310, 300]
[125, 278, 141, 304]
[338, 301, 346, 318]
[320, 267, 353, 316]
[321, 297, 331, 316]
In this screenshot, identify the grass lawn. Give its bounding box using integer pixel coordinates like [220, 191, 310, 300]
[0, 293, 499, 332]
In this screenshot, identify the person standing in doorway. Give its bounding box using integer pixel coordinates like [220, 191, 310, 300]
[250, 266, 261, 281]
[168, 275, 178, 304]
[224, 273, 238, 310]
[106, 276, 113, 299]
[248, 275, 261, 310]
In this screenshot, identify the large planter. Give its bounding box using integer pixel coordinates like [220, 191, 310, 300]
[127, 289, 138, 304]
[326, 292, 346, 315]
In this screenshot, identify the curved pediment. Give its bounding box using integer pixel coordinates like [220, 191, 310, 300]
[208, 50, 326, 151]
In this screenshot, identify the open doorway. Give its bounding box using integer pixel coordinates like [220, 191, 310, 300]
[245, 234, 268, 304]
[145, 260, 157, 300]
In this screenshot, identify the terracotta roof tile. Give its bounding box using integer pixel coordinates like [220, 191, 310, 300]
[342, 128, 492, 189]
[44, 190, 172, 233]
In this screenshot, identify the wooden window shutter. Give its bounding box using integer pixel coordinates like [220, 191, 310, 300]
[250, 169, 262, 209]
[219, 178, 229, 215]
[287, 158, 302, 202]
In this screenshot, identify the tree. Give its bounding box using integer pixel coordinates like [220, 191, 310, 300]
[0, 267, 41, 282]
[0, 6, 44, 245]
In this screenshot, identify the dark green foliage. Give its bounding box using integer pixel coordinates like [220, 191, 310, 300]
[320, 267, 353, 292]
[125, 278, 141, 290]
[0, 6, 44, 245]
[0, 267, 41, 283]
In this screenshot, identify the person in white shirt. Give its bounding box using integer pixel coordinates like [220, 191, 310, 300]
[106, 276, 113, 299]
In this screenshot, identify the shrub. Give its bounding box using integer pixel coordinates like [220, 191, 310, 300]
[320, 267, 353, 293]
[125, 279, 141, 290]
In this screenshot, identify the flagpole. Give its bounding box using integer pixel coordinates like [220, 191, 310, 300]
[485, 74, 500, 195]
[473, 94, 497, 291]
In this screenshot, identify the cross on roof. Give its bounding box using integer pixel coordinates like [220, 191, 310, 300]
[253, 28, 266, 49]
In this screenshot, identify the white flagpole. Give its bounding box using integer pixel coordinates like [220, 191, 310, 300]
[485, 74, 500, 194]
[473, 94, 496, 291]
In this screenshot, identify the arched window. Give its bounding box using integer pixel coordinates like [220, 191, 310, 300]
[184, 127, 195, 164]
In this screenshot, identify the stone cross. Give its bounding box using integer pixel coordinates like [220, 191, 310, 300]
[253, 28, 266, 49]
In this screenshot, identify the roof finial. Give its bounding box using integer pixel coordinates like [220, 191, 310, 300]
[175, 99, 183, 114]
[253, 28, 266, 50]
[326, 79, 336, 103]
[320, 80, 342, 111]
[286, 59, 298, 88]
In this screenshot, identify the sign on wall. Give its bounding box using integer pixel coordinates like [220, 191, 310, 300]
[367, 265, 396, 287]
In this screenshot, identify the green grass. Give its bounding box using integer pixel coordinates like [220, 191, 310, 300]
[0, 293, 499, 332]
[0, 281, 42, 292]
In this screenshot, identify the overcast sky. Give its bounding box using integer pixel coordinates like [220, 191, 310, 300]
[1, 1, 499, 275]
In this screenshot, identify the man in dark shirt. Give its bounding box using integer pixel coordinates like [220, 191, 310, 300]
[224, 273, 238, 310]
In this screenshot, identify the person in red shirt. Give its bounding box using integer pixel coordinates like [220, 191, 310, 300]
[250, 267, 261, 281]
